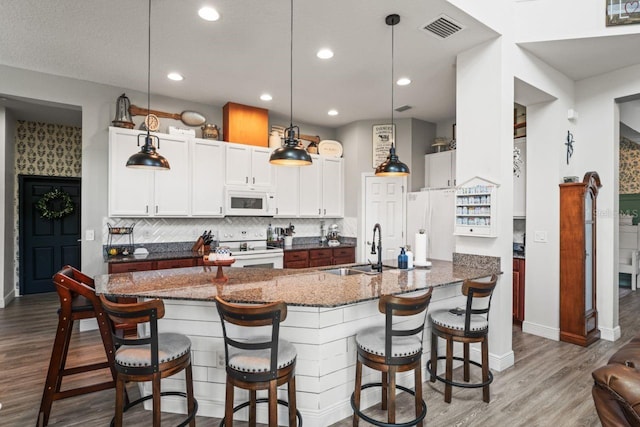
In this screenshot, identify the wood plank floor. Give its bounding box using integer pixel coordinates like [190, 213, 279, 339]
[1, 290, 635, 426]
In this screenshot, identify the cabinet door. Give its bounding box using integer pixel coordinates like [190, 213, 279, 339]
[274, 165, 299, 217]
[153, 134, 190, 216]
[322, 158, 344, 217]
[192, 138, 225, 216]
[299, 158, 322, 217]
[225, 144, 252, 185]
[156, 258, 195, 270]
[513, 138, 526, 217]
[108, 261, 154, 273]
[109, 127, 154, 217]
[251, 147, 274, 187]
[425, 151, 454, 188]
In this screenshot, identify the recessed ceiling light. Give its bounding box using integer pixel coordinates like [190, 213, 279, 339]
[167, 72, 184, 81]
[198, 6, 220, 21]
[317, 48, 334, 59]
[260, 93, 273, 101]
[397, 77, 411, 86]
[328, 109, 338, 116]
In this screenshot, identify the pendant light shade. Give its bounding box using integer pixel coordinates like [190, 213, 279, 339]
[269, 0, 312, 166]
[375, 14, 409, 177]
[126, 0, 170, 170]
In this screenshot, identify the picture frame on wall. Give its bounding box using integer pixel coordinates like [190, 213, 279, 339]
[372, 124, 395, 169]
[606, 0, 640, 26]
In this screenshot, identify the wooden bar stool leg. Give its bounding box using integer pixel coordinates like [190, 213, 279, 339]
[482, 338, 490, 403]
[353, 359, 362, 427]
[388, 367, 396, 425]
[463, 342, 470, 382]
[115, 377, 125, 427]
[381, 371, 388, 410]
[249, 390, 257, 426]
[415, 362, 424, 427]
[430, 331, 438, 382]
[445, 337, 454, 403]
[186, 363, 196, 427]
[288, 375, 297, 427]
[225, 381, 234, 427]
[268, 379, 277, 427]
[152, 373, 161, 427]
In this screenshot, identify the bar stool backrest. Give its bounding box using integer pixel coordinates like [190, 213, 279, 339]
[378, 287, 433, 365]
[215, 296, 287, 382]
[460, 274, 498, 337]
[54, 265, 99, 311]
[99, 295, 165, 375]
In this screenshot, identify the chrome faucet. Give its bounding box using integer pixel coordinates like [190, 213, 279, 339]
[371, 223, 383, 273]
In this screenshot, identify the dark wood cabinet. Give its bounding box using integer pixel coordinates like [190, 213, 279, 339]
[285, 246, 356, 269]
[108, 257, 196, 274]
[559, 171, 601, 346]
[512, 258, 525, 324]
[156, 258, 196, 270]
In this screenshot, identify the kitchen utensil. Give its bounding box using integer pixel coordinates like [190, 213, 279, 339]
[129, 104, 206, 126]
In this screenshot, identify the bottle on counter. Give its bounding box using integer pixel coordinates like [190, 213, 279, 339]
[267, 223, 273, 243]
[398, 247, 408, 269]
[405, 245, 414, 269]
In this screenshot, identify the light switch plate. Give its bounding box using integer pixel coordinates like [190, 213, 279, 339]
[85, 229, 95, 241]
[534, 231, 548, 242]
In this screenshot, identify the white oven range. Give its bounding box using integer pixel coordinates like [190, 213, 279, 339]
[218, 228, 284, 269]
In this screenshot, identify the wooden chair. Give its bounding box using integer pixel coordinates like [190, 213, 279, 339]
[351, 288, 433, 427]
[214, 296, 301, 427]
[427, 274, 498, 403]
[99, 295, 197, 427]
[37, 265, 120, 427]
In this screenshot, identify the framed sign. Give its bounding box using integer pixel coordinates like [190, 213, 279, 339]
[372, 124, 395, 168]
[607, 0, 640, 26]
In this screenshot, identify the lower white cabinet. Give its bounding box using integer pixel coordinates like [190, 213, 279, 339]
[109, 127, 189, 217]
[191, 138, 225, 217]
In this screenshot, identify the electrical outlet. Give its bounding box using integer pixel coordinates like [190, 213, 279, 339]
[216, 351, 225, 368]
[534, 231, 548, 243]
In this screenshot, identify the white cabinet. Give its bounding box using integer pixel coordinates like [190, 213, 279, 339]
[191, 138, 225, 217]
[108, 127, 189, 217]
[274, 165, 300, 217]
[424, 150, 456, 188]
[225, 143, 273, 188]
[454, 177, 498, 237]
[513, 138, 526, 217]
[299, 157, 322, 217]
[321, 157, 344, 217]
[273, 155, 343, 218]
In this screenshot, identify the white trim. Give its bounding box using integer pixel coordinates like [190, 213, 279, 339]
[599, 325, 621, 342]
[522, 320, 560, 341]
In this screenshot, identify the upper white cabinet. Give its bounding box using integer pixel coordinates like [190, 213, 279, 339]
[108, 127, 189, 217]
[513, 138, 526, 217]
[274, 165, 300, 217]
[225, 143, 273, 188]
[424, 150, 456, 188]
[192, 138, 225, 217]
[321, 157, 344, 217]
[298, 156, 322, 217]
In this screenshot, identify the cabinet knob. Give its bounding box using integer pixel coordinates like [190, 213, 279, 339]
[219, 206, 222, 214]
[253, 177, 255, 184]
[245, 177, 248, 183]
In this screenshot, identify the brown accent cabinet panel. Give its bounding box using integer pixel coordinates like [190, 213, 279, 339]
[284, 250, 309, 268]
[109, 261, 154, 274]
[512, 258, 525, 324]
[156, 259, 196, 270]
[332, 247, 355, 265]
[559, 171, 601, 347]
[223, 102, 268, 147]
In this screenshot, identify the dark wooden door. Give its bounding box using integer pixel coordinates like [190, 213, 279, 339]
[20, 176, 81, 294]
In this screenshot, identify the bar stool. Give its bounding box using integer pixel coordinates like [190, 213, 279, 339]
[426, 274, 498, 403]
[37, 265, 120, 427]
[99, 295, 198, 427]
[351, 288, 433, 427]
[214, 296, 301, 427]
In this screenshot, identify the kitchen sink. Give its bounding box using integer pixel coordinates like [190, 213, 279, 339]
[322, 267, 365, 276]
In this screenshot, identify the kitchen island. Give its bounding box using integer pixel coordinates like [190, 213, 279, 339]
[95, 258, 498, 426]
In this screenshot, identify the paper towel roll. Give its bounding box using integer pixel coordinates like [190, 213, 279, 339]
[414, 232, 428, 266]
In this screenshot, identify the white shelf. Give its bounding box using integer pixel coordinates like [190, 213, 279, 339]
[454, 177, 498, 237]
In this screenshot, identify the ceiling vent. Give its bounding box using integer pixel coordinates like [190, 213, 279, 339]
[395, 105, 412, 112]
[421, 14, 464, 39]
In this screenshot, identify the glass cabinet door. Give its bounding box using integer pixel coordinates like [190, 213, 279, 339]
[584, 191, 593, 312]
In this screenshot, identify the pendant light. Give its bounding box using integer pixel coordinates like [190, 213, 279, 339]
[126, 0, 170, 170]
[269, 0, 312, 166]
[375, 14, 409, 177]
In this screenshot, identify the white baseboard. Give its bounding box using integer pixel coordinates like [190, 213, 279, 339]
[599, 325, 621, 342]
[0, 288, 15, 308]
[522, 320, 559, 341]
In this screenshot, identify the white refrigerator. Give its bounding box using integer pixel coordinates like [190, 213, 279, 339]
[406, 188, 456, 261]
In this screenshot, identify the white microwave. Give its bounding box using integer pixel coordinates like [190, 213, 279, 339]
[224, 187, 276, 216]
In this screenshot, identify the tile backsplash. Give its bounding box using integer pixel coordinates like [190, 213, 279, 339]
[103, 216, 348, 246]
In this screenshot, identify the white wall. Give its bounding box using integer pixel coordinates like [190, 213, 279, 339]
[1, 107, 16, 307]
[455, 36, 515, 370]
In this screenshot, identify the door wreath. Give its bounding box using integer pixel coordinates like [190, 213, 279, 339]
[36, 188, 75, 220]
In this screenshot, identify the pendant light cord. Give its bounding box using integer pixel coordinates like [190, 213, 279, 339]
[147, 0, 151, 139]
[391, 20, 395, 149]
[289, 0, 294, 130]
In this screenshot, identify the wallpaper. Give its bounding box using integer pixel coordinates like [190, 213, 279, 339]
[620, 137, 640, 194]
[13, 120, 83, 292]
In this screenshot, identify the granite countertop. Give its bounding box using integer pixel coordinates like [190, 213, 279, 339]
[107, 250, 204, 264]
[95, 260, 498, 308]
